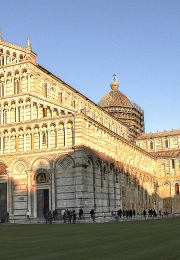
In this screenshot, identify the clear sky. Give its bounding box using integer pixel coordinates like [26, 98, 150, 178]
[1, 0, 180, 134]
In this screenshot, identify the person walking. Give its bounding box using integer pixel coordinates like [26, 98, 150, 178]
[67, 209, 72, 224]
[90, 209, 95, 222]
[48, 211, 53, 224]
[73, 210, 76, 223]
[26, 210, 30, 220]
[143, 209, 146, 219]
[45, 211, 48, 224]
[119, 209, 122, 219]
[133, 209, 136, 219]
[79, 208, 83, 220]
[63, 211, 66, 223]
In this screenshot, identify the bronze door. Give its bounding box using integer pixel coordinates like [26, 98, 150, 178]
[37, 189, 49, 218]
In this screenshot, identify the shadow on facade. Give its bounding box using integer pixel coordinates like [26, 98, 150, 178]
[0, 146, 179, 218]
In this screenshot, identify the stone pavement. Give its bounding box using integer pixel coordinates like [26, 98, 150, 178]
[1, 213, 178, 225]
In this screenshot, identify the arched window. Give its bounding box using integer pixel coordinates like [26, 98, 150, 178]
[103, 166, 106, 180]
[43, 107, 47, 118]
[165, 139, 169, 148]
[14, 79, 19, 94]
[58, 92, 62, 102]
[175, 183, 179, 195]
[19, 54, 23, 60]
[72, 100, 76, 108]
[42, 133, 46, 144]
[1, 56, 4, 66]
[13, 52, 16, 58]
[0, 83, 4, 97]
[100, 166, 104, 188]
[116, 171, 118, 183]
[43, 84, 47, 98]
[150, 140, 153, 149]
[3, 136, 6, 149]
[4, 110, 8, 124]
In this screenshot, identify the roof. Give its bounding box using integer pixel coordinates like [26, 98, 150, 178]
[136, 129, 180, 140]
[98, 81, 133, 108]
[151, 150, 180, 158]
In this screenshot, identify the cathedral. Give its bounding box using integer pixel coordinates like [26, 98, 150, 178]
[0, 34, 179, 219]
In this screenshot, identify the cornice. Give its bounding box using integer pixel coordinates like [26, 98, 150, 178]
[0, 39, 26, 51]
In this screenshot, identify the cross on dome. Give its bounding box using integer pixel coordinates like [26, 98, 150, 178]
[113, 74, 117, 82]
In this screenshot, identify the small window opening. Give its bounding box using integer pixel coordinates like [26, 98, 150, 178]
[58, 92, 62, 102]
[150, 140, 153, 149]
[165, 139, 169, 148]
[175, 183, 179, 195]
[42, 133, 46, 144]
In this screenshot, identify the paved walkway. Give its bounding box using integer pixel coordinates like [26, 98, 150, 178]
[2, 213, 178, 225]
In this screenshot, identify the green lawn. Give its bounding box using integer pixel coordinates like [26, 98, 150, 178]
[0, 218, 180, 260]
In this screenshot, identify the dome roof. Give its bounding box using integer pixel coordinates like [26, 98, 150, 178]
[98, 79, 133, 108]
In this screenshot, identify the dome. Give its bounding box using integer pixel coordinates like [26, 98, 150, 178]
[98, 79, 133, 108]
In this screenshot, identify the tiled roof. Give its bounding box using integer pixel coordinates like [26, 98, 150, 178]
[136, 129, 180, 140]
[151, 150, 180, 158]
[98, 89, 133, 108]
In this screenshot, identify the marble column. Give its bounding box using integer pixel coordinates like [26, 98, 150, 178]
[1, 135, 4, 154]
[12, 76, 15, 94]
[15, 105, 18, 122]
[64, 127, 67, 147]
[34, 188, 37, 218]
[24, 132, 26, 151]
[31, 131, 34, 150]
[30, 101, 33, 120]
[23, 103, 26, 121]
[7, 171, 13, 216]
[39, 130, 42, 149]
[27, 73, 31, 92]
[47, 129, 50, 148]
[0, 108, 3, 124]
[55, 128, 58, 148]
[8, 105, 11, 124]
[51, 108, 54, 118]
[4, 77, 7, 96]
[51, 169, 56, 211]
[27, 171, 32, 214]
[16, 134, 19, 152]
[8, 133, 11, 153]
[19, 75, 22, 93]
[37, 104, 40, 119]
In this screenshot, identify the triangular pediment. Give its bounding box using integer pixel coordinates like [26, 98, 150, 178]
[0, 37, 37, 67]
[0, 39, 27, 52]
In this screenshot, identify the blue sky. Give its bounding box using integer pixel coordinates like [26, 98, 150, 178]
[1, 0, 180, 133]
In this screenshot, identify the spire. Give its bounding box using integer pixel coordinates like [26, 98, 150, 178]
[26, 38, 32, 51]
[0, 29, 2, 41]
[27, 38, 31, 47]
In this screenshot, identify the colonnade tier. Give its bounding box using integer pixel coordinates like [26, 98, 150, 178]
[0, 99, 73, 124]
[0, 122, 74, 154]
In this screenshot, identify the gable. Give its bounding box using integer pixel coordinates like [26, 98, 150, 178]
[0, 38, 36, 67]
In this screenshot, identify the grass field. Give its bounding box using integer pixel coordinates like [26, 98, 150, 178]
[0, 218, 180, 260]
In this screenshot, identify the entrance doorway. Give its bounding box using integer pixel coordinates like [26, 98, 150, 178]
[0, 183, 7, 218]
[37, 189, 49, 218]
